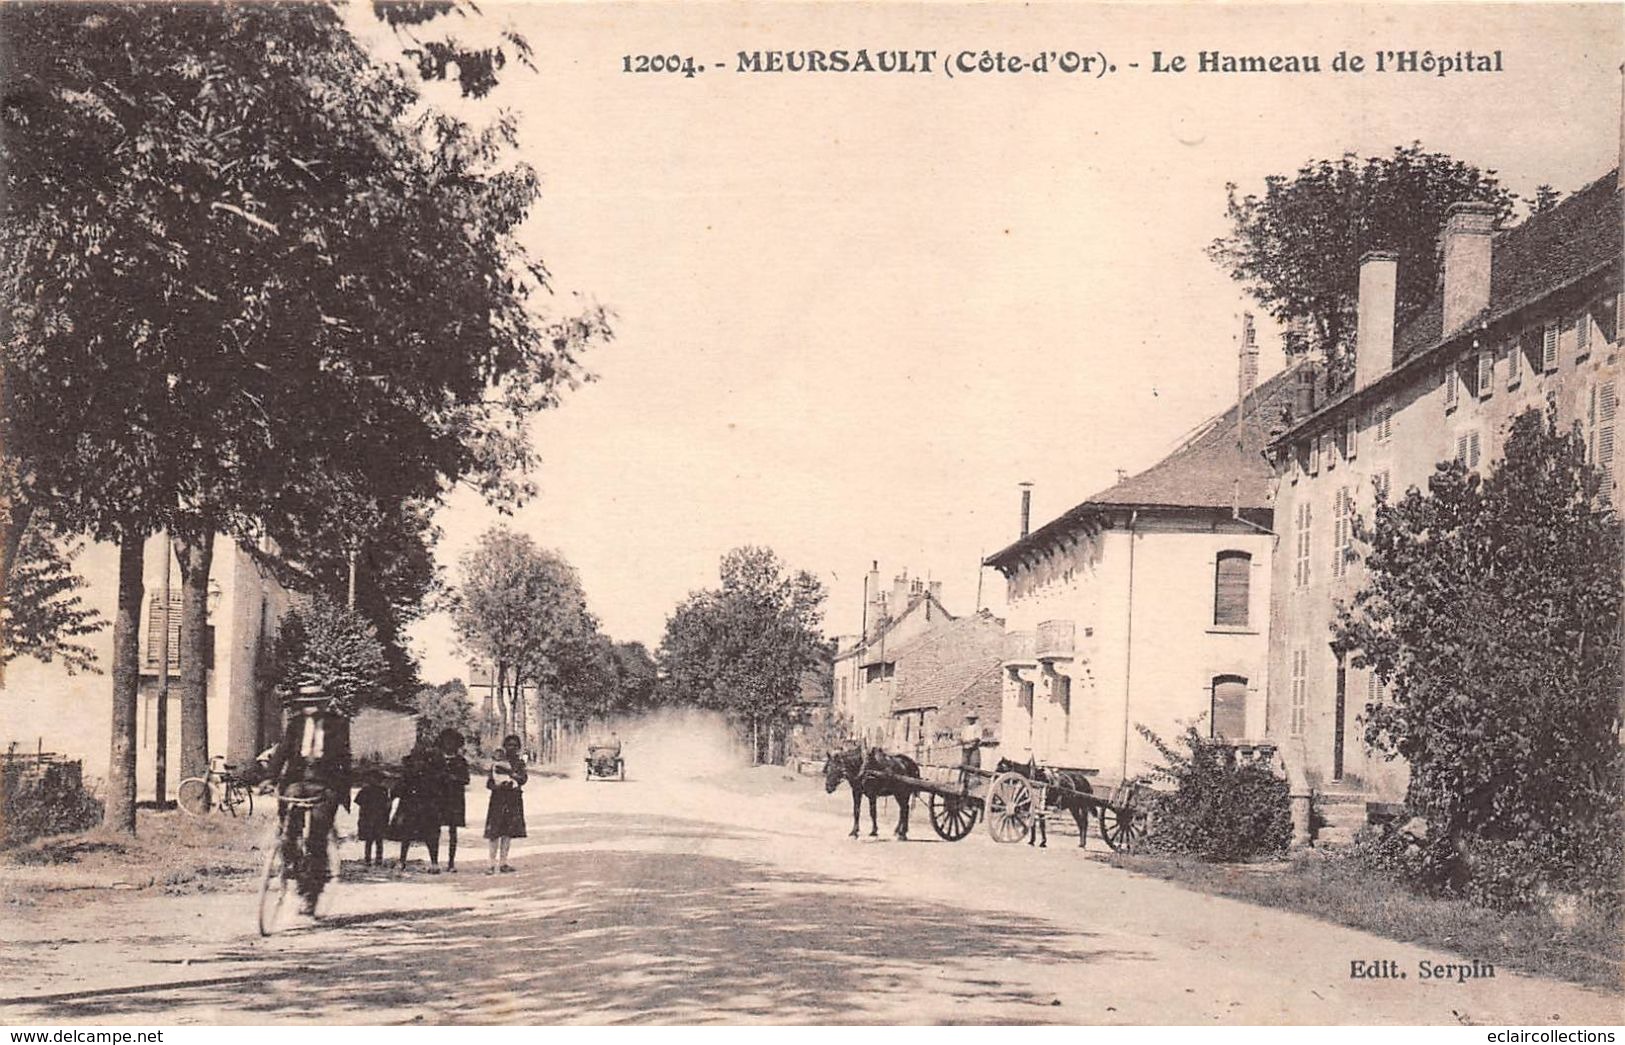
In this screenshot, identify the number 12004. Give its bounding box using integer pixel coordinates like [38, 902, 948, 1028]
[622, 54, 701, 78]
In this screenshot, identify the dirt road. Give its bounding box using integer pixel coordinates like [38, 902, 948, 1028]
[1, 758, 1619, 1025]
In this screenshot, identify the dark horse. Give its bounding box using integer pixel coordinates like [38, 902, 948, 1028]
[824, 747, 917, 839]
[995, 757, 1094, 848]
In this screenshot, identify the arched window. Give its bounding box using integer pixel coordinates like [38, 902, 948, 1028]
[1213, 551, 1251, 627]
[1211, 675, 1248, 740]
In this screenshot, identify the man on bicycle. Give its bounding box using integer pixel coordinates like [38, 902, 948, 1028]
[253, 684, 352, 916]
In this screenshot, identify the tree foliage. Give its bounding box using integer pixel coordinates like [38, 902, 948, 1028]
[270, 598, 390, 718]
[1333, 408, 1623, 905]
[657, 547, 826, 747]
[1137, 724, 1294, 862]
[0, 519, 104, 674]
[452, 527, 600, 738]
[1208, 144, 1514, 387]
[412, 678, 476, 745]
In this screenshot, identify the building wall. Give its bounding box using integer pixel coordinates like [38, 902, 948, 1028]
[0, 533, 293, 795]
[1000, 513, 1273, 784]
[832, 599, 948, 746]
[1269, 279, 1622, 798]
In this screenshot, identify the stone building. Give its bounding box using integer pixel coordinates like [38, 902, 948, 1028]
[887, 609, 1005, 765]
[1, 533, 295, 794]
[1265, 168, 1622, 810]
[830, 564, 954, 746]
[985, 329, 1296, 782]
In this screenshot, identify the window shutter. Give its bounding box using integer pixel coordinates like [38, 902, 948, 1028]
[1455, 433, 1468, 464]
[145, 592, 182, 671]
[1372, 469, 1391, 503]
[1601, 380, 1618, 501]
[1444, 365, 1458, 411]
[1505, 336, 1521, 386]
[1542, 322, 1558, 372]
[1214, 552, 1251, 627]
[1310, 435, 1321, 475]
[1577, 311, 1592, 356]
[1477, 347, 1493, 395]
[1469, 431, 1481, 469]
[1345, 416, 1358, 459]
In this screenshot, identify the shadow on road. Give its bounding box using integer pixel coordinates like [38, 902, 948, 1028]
[21, 813, 1150, 1024]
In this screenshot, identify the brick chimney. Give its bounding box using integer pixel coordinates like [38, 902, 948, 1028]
[1440, 202, 1499, 338]
[1237, 312, 1259, 401]
[1355, 251, 1398, 390]
[891, 571, 911, 612]
[865, 560, 884, 638]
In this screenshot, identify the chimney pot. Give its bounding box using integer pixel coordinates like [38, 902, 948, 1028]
[1355, 250, 1399, 390]
[1237, 312, 1259, 401]
[1440, 201, 1499, 337]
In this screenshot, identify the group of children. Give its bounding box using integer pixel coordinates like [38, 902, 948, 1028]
[352, 730, 529, 876]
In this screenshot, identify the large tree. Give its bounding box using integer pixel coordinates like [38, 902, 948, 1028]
[452, 528, 599, 746]
[1333, 408, 1622, 905]
[658, 547, 826, 763]
[0, 519, 104, 675]
[0, 3, 606, 830]
[1208, 144, 1514, 388]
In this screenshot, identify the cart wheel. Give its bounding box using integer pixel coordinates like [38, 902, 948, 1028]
[928, 792, 979, 841]
[177, 777, 210, 817]
[1098, 804, 1148, 852]
[985, 772, 1034, 844]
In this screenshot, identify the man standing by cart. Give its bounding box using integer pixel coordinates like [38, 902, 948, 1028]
[960, 712, 982, 770]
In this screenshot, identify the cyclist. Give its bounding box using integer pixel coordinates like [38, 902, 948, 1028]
[251, 684, 352, 917]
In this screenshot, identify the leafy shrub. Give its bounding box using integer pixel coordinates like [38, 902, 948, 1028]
[1137, 724, 1293, 861]
[0, 766, 103, 848]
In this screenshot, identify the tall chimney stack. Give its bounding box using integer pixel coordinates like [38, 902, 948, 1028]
[1018, 482, 1033, 538]
[1237, 312, 1259, 402]
[1440, 201, 1499, 338]
[1355, 251, 1399, 390]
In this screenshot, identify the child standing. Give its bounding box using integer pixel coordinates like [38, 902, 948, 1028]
[388, 744, 442, 873]
[354, 772, 391, 867]
[484, 733, 527, 874]
[436, 729, 472, 873]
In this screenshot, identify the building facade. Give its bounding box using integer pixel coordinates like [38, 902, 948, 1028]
[1, 533, 295, 795]
[985, 345, 1294, 782]
[1265, 170, 1623, 804]
[830, 565, 954, 745]
[887, 610, 1005, 765]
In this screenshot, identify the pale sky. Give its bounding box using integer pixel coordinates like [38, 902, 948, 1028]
[405, 2, 1624, 683]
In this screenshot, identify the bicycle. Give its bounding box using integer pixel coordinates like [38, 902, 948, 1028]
[178, 755, 254, 817]
[257, 793, 340, 935]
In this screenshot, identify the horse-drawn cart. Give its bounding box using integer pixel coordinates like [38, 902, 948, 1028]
[886, 761, 1153, 851]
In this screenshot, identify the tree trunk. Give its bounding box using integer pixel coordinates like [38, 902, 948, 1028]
[751, 717, 760, 766]
[107, 525, 146, 834]
[174, 528, 214, 782]
[154, 534, 172, 806]
[495, 661, 509, 739]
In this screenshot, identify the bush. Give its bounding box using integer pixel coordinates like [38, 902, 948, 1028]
[0, 765, 103, 848]
[1137, 724, 1293, 862]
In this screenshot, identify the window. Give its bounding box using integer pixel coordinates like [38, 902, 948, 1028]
[1289, 650, 1307, 737]
[1576, 310, 1592, 359]
[1332, 486, 1354, 579]
[1374, 401, 1393, 443]
[1366, 670, 1386, 707]
[145, 592, 182, 670]
[1542, 321, 1558, 372]
[1443, 363, 1459, 412]
[1455, 430, 1482, 471]
[1344, 416, 1358, 460]
[1600, 380, 1618, 504]
[1211, 676, 1248, 741]
[1505, 335, 1521, 388]
[864, 662, 895, 684]
[1294, 500, 1313, 588]
[1324, 431, 1337, 471]
[1477, 346, 1494, 398]
[1213, 551, 1251, 627]
[1288, 445, 1302, 484]
[1309, 435, 1321, 476]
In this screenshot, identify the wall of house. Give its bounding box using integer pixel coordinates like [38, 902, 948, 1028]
[0, 533, 291, 796]
[1269, 279, 1621, 799]
[1000, 514, 1273, 784]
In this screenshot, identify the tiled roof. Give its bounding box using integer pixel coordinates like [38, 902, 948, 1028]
[985, 364, 1299, 571]
[890, 612, 1006, 713]
[1395, 169, 1620, 365]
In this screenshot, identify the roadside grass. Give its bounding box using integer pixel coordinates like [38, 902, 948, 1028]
[0, 807, 267, 901]
[1103, 850, 1623, 993]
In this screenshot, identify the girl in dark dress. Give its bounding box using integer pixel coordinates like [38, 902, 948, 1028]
[484, 734, 527, 874]
[388, 744, 442, 872]
[436, 729, 472, 873]
[354, 772, 391, 867]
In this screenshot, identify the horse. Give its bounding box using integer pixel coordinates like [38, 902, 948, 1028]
[824, 746, 917, 839]
[995, 757, 1094, 848]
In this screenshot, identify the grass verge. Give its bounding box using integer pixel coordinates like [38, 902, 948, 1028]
[1103, 850, 1622, 993]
